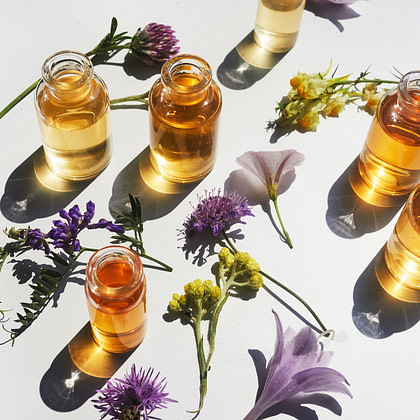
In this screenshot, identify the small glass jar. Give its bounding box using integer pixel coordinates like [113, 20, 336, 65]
[35, 50, 112, 182]
[350, 71, 420, 206]
[148, 54, 222, 183]
[85, 246, 147, 353]
[253, 0, 306, 53]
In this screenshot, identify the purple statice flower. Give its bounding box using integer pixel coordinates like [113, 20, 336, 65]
[93, 365, 177, 420]
[183, 189, 254, 238]
[130, 23, 180, 65]
[24, 228, 50, 255]
[244, 310, 352, 420]
[47, 201, 124, 254]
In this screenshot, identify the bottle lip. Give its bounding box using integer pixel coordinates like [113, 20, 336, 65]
[161, 54, 212, 94]
[399, 71, 420, 109]
[86, 245, 144, 299]
[41, 50, 94, 93]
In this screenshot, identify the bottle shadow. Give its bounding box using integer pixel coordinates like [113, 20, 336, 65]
[108, 147, 201, 222]
[325, 158, 405, 239]
[352, 247, 420, 339]
[0, 147, 92, 223]
[217, 31, 288, 90]
[39, 322, 133, 412]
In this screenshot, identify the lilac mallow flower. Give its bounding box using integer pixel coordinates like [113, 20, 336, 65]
[183, 189, 254, 238]
[93, 365, 177, 420]
[47, 201, 124, 254]
[244, 310, 352, 420]
[236, 150, 304, 249]
[130, 23, 180, 65]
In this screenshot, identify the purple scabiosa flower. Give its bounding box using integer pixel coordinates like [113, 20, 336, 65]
[24, 228, 50, 255]
[244, 310, 352, 420]
[130, 23, 180, 65]
[93, 365, 177, 420]
[47, 201, 124, 254]
[183, 189, 254, 238]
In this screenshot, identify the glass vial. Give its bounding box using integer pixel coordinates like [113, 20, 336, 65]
[253, 0, 306, 53]
[376, 183, 420, 302]
[35, 50, 112, 182]
[85, 246, 147, 353]
[148, 54, 222, 184]
[350, 71, 420, 207]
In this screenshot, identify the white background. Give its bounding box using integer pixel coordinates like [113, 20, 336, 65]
[0, 1, 419, 419]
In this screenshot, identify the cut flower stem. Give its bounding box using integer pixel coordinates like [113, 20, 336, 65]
[272, 196, 293, 249]
[221, 229, 328, 334]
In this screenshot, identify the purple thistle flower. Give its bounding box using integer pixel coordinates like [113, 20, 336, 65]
[183, 189, 254, 238]
[244, 310, 352, 420]
[130, 23, 180, 65]
[47, 201, 124, 254]
[24, 228, 50, 255]
[93, 365, 177, 420]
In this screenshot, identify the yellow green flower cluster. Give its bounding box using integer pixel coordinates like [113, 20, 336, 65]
[272, 65, 398, 132]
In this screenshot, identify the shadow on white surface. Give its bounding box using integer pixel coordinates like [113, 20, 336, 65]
[326, 158, 404, 239]
[352, 251, 420, 339]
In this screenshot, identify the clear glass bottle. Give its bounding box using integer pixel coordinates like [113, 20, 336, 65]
[85, 246, 147, 353]
[148, 54, 222, 184]
[35, 50, 112, 182]
[350, 71, 420, 207]
[253, 0, 306, 53]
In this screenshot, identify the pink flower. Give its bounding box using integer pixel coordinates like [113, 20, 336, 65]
[244, 310, 352, 420]
[236, 150, 304, 249]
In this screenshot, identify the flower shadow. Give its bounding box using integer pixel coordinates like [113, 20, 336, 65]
[109, 147, 200, 222]
[352, 248, 420, 339]
[0, 147, 91, 223]
[40, 322, 134, 412]
[326, 158, 404, 239]
[305, 0, 362, 32]
[217, 31, 288, 90]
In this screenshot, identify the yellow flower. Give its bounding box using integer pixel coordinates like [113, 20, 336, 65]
[362, 83, 382, 114]
[299, 110, 320, 132]
[321, 94, 349, 117]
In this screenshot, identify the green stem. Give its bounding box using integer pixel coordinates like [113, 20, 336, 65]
[140, 252, 173, 272]
[110, 91, 149, 106]
[221, 229, 327, 333]
[272, 196, 293, 249]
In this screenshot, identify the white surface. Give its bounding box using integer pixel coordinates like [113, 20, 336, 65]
[0, 1, 419, 419]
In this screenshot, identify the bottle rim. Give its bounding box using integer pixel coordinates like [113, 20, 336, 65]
[86, 245, 144, 299]
[399, 70, 420, 110]
[41, 50, 94, 93]
[161, 54, 212, 94]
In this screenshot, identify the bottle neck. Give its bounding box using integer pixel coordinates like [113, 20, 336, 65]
[41, 50, 94, 101]
[161, 54, 212, 105]
[397, 71, 420, 123]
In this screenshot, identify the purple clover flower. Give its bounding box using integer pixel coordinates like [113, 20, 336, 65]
[130, 23, 180, 65]
[47, 201, 124, 254]
[93, 365, 177, 420]
[183, 189, 254, 238]
[244, 310, 352, 420]
[24, 228, 50, 255]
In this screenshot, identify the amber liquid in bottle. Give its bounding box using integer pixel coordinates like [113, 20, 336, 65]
[376, 186, 420, 302]
[85, 249, 147, 353]
[148, 56, 222, 183]
[36, 71, 112, 181]
[350, 87, 420, 206]
[254, 0, 306, 52]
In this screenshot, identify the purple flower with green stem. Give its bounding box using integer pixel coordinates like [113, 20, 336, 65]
[236, 149, 305, 249]
[93, 364, 177, 419]
[182, 189, 328, 335]
[244, 310, 352, 420]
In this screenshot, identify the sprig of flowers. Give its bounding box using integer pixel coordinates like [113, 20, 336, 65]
[0, 17, 180, 120]
[182, 189, 328, 335]
[168, 247, 263, 414]
[269, 64, 399, 133]
[0, 194, 171, 345]
[244, 310, 352, 420]
[93, 364, 177, 420]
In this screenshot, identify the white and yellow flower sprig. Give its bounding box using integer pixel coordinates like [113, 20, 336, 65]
[271, 63, 399, 132]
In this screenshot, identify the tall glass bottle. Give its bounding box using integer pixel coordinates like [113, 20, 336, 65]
[148, 54, 222, 184]
[253, 0, 306, 53]
[85, 246, 147, 353]
[35, 50, 112, 182]
[350, 71, 420, 207]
